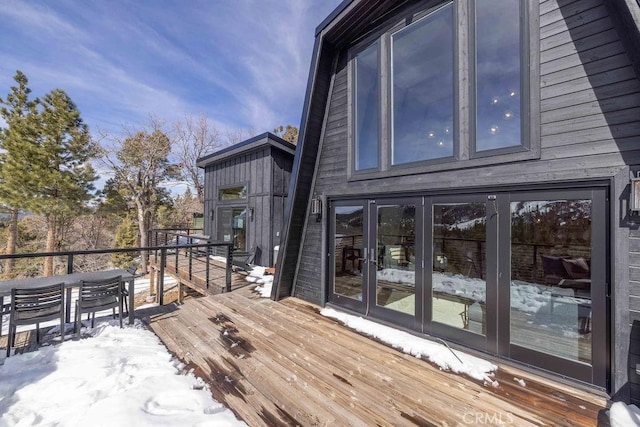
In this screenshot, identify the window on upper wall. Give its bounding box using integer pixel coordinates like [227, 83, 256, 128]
[218, 185, 247, 200]
[392, 3, 454, 165]
[350, 0, 531, 175]
[354, 42, 380, 171]
[474, 0, 522, 154]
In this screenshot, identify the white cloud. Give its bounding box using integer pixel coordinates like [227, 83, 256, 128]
[0, 0, 343, 139]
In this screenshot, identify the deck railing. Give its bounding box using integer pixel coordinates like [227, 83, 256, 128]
[0, 239, 235, 306]
[148, 229, 234, 303]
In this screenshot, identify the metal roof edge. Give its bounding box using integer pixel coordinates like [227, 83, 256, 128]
[196, 132, 295, 168]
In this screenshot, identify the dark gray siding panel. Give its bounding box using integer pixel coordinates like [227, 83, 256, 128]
[275, 37, 336, 300]
[291, 0, 640, 395]
[292, 52, 347, 304]
[202, 135, 294, 267]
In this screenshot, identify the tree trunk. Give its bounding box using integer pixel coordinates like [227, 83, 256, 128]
[136, 200, 149, 272]
[44, 212, 56, 276]
[4, 209, 18, 278]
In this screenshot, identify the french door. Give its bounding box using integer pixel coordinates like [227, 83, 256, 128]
[328, 198, 421, 330]
[328, 187, 608, 388]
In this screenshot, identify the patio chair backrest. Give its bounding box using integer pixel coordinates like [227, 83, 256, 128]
[11, 283, 65, 326]
[78, 276, 122, 312]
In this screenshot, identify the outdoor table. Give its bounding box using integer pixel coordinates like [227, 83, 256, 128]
[0, 269, 136, 328]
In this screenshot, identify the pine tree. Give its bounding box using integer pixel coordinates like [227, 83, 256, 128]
[7, 87, 97, 276]
[273, 124, 299, 144]
[111, 216, 138, 268]
[0, 71, 39, 277]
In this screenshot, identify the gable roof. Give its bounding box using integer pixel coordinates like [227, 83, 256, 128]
[272, 0, 640, 301]
[196, 132, 295, 168]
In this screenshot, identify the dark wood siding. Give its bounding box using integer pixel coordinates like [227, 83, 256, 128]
[202, 136, 294, 267]
[292, 0, 640, 395]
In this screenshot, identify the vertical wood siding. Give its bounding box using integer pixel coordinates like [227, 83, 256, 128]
[202, 144, 293, 266]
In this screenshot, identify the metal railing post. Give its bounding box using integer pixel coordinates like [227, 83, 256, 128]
[205, 244, 210, 290]
[188, 241, 193, 281]
[226, 244, 233, 293]
[67, 254, 74, 275]
[174, 235, 179, 273]
[159, 248, 166, 305]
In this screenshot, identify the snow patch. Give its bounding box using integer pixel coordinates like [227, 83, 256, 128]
[321, 308, 497, 384]
[245, 266, 273, 297]
[0, 319, 245, 426]
[609, 402, 640, 427]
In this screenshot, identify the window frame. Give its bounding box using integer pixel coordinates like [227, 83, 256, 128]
[347, 0, 540, 182]
[351, 40, 382, 173]
[217, 183, 248, 202]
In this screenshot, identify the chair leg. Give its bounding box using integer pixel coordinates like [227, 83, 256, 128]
[36, 323, 40, 344]
[91, 312, 95, 328]
[75, 301, 82, 338]
[7, 324, 14, 357]
[60, 310, 65, 343]
[119, 299, 123, 329]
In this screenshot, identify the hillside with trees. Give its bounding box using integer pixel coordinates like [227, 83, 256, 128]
[0, 70, 262, 279]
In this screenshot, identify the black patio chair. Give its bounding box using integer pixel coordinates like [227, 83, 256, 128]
[76, 276, 123, 337]
[6, 283, 65, 357]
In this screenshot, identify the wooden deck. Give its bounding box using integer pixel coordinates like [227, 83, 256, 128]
[140, 286, 610, 426]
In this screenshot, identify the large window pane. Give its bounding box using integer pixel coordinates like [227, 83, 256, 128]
[391, 4, 454, 165]
[333, 206, 364, 299]
[376, 204, 416, 315]
[432, 203, 486, 335]
[475, 0, 522, 151]
[354, 43, 379, 170]
[510, 200, 592, 365]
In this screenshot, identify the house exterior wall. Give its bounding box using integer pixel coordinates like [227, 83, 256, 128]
[204, 145, 292, 265]
[291, 0, 640, 399]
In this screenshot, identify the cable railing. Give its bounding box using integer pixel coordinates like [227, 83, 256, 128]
[0, 239, 235, 307]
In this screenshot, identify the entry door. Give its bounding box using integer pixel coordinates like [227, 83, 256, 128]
[329, 198, 421, 327]
[367, 198, 422, 330]
[329, 200, 369, 313]
[424, 195, 496, 351]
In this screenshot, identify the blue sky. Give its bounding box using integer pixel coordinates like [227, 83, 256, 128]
[0, 0, 342, 138]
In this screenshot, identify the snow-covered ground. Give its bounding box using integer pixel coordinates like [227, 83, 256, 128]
[0, 319, 245, 426]
[246, 266, 273, 298]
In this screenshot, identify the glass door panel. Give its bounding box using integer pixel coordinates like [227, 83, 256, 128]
[432, 203, 487, 335]
[509, 199, 592, 365]
[218, 207, 247, 251]
[375, 203, 417, 316]
[332, 205, 366, 303]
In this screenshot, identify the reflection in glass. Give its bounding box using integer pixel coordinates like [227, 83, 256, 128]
[333, 206, 364, 300]
[510, 200, 592, 364]
[219, 186, 247, 200]
[391, 4, 453, 165]
[432, 203, 487, 335]
[376, 205, 416, 315]
[218, 208, 247, 251]
[475, 0, 521, 151]
[355, 43, 379, 170]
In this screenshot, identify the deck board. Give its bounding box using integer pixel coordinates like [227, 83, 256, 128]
[141, 286, 609, 426]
